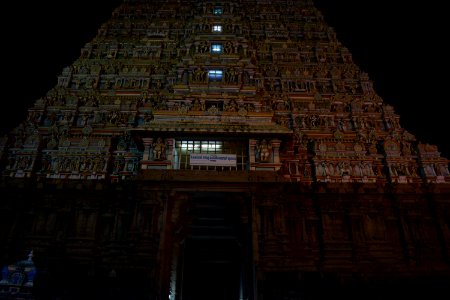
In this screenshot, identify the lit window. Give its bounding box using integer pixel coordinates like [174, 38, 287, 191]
[213, 7, 223, 15]
[208, 70, 223, 81]
[211, 43, 222, 54]
[174, 139, 247, 171]
[212, 25, 222, 32]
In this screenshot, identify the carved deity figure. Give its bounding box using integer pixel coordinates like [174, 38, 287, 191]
[256, 139, 272, 162]
[338, 161, 351, 176]
[153, 138, 166, 160]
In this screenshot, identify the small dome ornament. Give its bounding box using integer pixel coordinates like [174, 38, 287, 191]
[0, 250, 37, 298]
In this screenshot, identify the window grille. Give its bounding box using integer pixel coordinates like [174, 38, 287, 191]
[211, 43, 223, 54]
[174, 140, 248, 171]
[212, 25, 222, 32]
[208, 70, 223, 82]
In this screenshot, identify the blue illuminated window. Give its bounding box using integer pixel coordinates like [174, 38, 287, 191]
[213, 7, 223, 15]
[211, 44, 222, 54]
[212, 25, 222, 32]
[208, 70, 223, 82]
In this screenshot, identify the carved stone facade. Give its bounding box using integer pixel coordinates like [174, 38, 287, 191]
[0, 0, 449, 299]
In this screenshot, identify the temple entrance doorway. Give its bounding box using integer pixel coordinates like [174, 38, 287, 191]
[176, 192, 252, 300]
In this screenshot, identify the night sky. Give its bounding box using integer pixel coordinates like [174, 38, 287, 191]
[2, 1, 449, 159]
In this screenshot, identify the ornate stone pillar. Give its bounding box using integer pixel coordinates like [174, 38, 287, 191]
[249, 139, 258, 170]
[142, 138, 153, 161]
[270, 139, 281, 165]
[165, 138, 174, 168]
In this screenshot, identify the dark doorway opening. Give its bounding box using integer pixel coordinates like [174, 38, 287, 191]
[178, 193, 248, 300]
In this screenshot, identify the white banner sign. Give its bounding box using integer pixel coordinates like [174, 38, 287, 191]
[190, 153, 237, 167]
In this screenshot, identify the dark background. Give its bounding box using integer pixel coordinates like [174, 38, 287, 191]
[2, 1, 449, 159]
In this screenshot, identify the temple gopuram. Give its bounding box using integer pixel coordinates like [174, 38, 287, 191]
[1, 1, 449, 299]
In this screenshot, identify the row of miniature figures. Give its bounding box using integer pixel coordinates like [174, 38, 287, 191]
[1, 136, 448, 184]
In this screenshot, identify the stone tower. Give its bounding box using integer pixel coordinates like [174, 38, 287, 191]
[1, 1, 449, 299]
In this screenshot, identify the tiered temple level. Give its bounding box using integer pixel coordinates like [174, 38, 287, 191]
[1, 0, 448, 184]
[1, 1, 450, 300]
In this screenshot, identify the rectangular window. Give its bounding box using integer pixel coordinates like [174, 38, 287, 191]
[212, 25, 222, 32]
[174, 140, 248, 171]
[208, 70, 223, 82]
[213, 7, 223, 15]
[211, 43, 222, 54]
